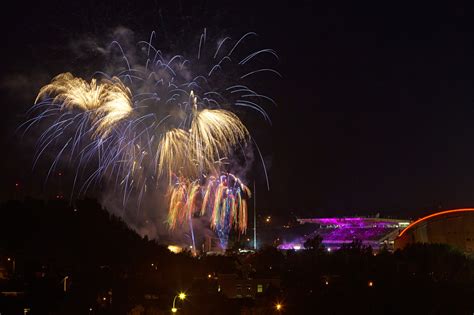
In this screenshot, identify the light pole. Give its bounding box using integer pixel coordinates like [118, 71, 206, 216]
[62, 276, 69, 292]
[171, 292, 186, 313]
[253, 181, 257, 250]
[7, 257, 15, 274]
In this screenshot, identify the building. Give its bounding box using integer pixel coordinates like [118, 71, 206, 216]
[394, 208, 474, 255]
[215, 273, 280, 299]
[278, 217, 410, 252]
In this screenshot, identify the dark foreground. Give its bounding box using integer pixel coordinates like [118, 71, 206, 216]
[0, 199, 473, 314]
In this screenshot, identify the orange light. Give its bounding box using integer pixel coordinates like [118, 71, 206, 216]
[275, 303, 283, 311]
[368, 281, 374, 287]
[168, 245, 182, 254]
[398, 208, 474, 237]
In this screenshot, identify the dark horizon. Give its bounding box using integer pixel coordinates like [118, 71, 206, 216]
[2, 1, 474, 220]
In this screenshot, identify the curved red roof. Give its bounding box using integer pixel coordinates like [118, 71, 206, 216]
[398, 208, 474, 237]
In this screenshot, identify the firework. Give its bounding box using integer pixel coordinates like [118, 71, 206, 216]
[35, 72, 133, 138]
[157, 104, 249, 179]
[167, 176, 201, 230]
[157, 128, 197, 178]
[24, 29, 277, 245]
[167, 173, 250, 239]
[202, 173, 251, 234]
[191, 108, 249, 171]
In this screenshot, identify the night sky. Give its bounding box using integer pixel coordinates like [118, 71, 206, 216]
[2, 1, 474, 220]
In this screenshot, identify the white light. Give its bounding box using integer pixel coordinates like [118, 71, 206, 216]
[327, 248, 331, 252]
[293, 245, 301, 250]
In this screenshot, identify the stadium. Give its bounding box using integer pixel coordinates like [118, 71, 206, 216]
[394, 208, 474, 255]
[277, 217, 410, 252]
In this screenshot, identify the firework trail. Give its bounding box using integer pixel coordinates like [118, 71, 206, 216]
[34, 73, 134, 141]
[203, 173, 250, 249]
[22, 29, 278, 246]
[167, 173, 250, 249]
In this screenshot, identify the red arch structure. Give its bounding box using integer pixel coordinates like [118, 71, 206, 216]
[395, 208, 474, 253]
[398, 208, 474, 237]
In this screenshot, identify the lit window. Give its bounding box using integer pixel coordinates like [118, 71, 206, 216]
[257, 284, 263, 293]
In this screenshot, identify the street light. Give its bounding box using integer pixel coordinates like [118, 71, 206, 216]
[171, 292, 186, 313]
[275, 303, 283, 312]
[7, 257, 15, 274]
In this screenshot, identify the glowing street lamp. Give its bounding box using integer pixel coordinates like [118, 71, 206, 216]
[171, 292, 186, 313]
[275, 303, 283, 312]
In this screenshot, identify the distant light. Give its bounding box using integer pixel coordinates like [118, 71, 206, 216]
[102, 297, 106, 301]
[7, 257, 11, 261]
[151, 263, 154, 267]
[327, 248, 331, 252]
[293, 245, 301, 250]
[275, 303, 283, 311]
[178, 292, 186, 300]
[325, 281, 329, 285]
[368, 281, 374, 287]
[168, 245, 182, 254]
[171, 307, 177, 313]
[207, 274, 212, 279]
